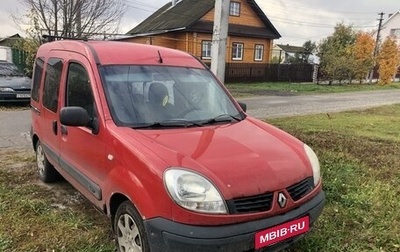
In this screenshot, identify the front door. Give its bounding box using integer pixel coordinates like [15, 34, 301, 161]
[58, 54, 107, 206]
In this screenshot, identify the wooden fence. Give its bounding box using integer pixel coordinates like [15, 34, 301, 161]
[222, 63, 400, 84]
[11, 48, 28, 72]
[223, 63, 314, 83]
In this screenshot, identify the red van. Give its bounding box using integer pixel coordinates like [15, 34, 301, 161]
[30, 39, 324, 252]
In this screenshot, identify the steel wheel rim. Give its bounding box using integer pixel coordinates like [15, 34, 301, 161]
[117, 213, 142, 252]
[36, 144, 45, 176]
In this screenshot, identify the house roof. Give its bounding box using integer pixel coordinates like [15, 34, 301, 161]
[126, 0, 280, 39]
[275, 44, 307, 53]
[382, 10, 400, 27]
[0, 34, 22, 46]
[371, 11, 400, 37]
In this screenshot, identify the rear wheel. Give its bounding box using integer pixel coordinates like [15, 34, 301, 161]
[114, 201, 149, 252]
[35, 140, 60, 183]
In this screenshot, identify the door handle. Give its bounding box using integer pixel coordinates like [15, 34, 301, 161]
[52, 120, 58, 135]
[61, 125, 68, 136]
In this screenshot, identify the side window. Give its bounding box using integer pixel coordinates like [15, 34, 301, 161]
[66, 63, 95, 119]
[43, 58, 63, 112]
[31, 58, 44, 102]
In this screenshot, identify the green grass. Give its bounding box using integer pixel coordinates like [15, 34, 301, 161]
[226, 82, 400, 98]
[2, 105, 400, 251]
[0, 103, 30, 111]
[270, 104, 400, 251]
[0, 150, 114, 252]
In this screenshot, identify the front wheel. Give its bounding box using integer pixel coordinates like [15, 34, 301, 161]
[114, 201, 149, 252]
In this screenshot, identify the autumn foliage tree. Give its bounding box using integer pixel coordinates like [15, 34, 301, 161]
[351, 32, 375, 84]
[377, 37, 400, 85]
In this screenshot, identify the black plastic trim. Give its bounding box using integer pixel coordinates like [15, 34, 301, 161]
[42, 143, 102, 200]
[143, 190, 325, 252]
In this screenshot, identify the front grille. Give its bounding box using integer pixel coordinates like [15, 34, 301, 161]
[227, 192, 273, 214]
[287, 177, 314, 201]
[226, 177, 314, 214]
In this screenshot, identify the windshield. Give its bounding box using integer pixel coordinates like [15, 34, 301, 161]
[100, 65, 243, 128]
[0, 61, 25, 77]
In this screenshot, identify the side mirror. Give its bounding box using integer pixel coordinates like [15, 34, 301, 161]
[238, 101, 247, 112]
[60, 106, 100, 134]
[60, 106, 90, 127]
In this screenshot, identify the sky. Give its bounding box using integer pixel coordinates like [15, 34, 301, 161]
[0, 0, 399, 46]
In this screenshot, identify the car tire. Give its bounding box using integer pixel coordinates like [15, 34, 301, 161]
[35, 140, 60, 183]
[114, 201, 149, 252]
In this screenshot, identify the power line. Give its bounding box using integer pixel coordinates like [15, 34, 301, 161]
[260, 0, 377, 15]
[120, 0, 384, 46]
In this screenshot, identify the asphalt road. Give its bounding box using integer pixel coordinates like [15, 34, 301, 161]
[1, 89, 400, 149]
[0, 109, 32, 149]
[240, 89, 400, 119]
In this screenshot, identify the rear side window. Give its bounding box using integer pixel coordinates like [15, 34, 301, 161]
[43, 58, 63, 112]
[66, 63, 95, 119]
[31, 58, 44, 102]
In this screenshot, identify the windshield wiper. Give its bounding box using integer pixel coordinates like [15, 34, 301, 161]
[132, 119, 202, 129]
[200, 114, 242, 126]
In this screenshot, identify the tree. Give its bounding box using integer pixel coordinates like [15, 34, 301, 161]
[318, 23, 356, 84]
[16, 0, 126, 39]
[351, 32, 375, 84]
[285, 41, 316, 64]
[13, 9, 42, 76]
[377, 37, 400, 85]
[302, 40, 317, 63]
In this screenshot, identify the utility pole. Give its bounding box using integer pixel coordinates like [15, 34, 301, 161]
[211, 0, 230, 83]
[374, 12, 385, 56]
[369, 12, 385, 83]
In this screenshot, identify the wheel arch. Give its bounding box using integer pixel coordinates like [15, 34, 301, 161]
[32, 133, 39, 151]
[109, 193, 130, 230]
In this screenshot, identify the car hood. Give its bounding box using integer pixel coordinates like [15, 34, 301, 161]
[118, 118, 313, 199]
[0, 76, 31, 88]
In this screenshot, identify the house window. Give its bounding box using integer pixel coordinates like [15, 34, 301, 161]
[229, 2, 240, 16]
[254, 44, 264, 61]
[390, 29, 400, 38]
[232, 43, 244, 61]
[202, 40, 212, 59]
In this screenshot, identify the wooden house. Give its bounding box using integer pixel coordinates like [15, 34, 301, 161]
[121, 0, 281, 64]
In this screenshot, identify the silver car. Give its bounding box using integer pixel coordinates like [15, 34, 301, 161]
[0, 61, 31, 103]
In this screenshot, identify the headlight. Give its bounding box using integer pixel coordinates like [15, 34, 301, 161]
[164, 169, 227, 214]
[0, 87, 14, 92]
[304, 144, 321, 186]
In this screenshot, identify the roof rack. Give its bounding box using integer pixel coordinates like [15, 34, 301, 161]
[42, 35, 88, 43]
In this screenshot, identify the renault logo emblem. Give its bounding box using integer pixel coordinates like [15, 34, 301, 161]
[278, 192, 287, 208]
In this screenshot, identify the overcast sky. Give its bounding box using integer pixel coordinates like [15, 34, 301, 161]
[0, 0, 399, 46]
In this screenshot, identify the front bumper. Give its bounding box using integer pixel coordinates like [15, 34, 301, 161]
[0, 92, 31, 103]
[144, 190, 325, 252]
